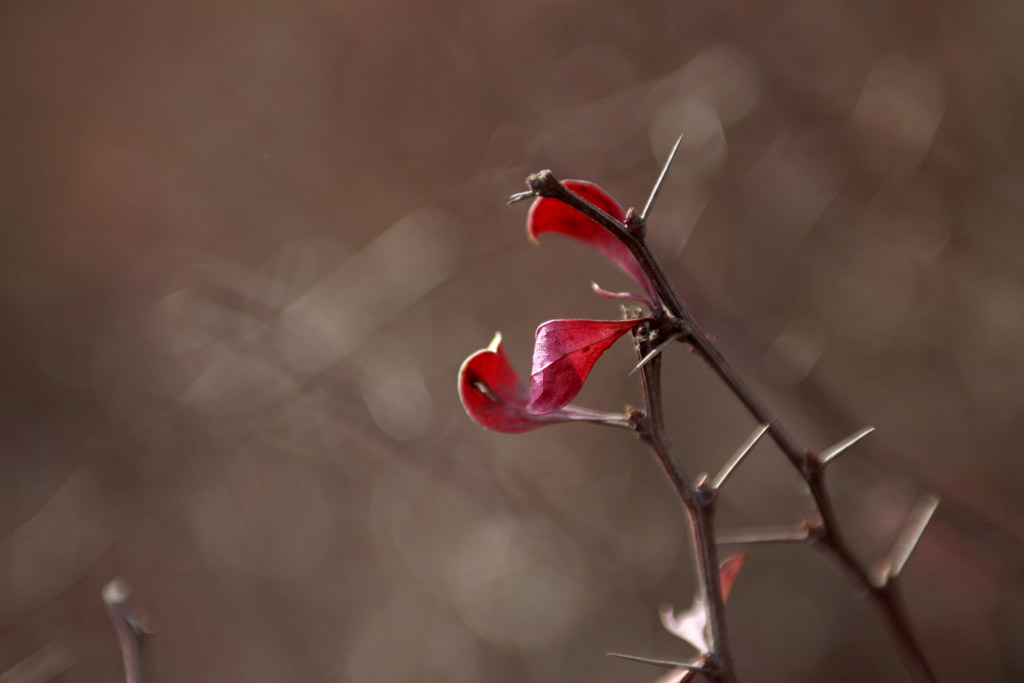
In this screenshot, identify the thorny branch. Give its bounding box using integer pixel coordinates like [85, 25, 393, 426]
[514, 167, 939, 682]
[633, 324, 734, 682]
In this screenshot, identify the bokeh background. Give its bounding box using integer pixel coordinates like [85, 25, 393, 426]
[2, 1, 1023, 681]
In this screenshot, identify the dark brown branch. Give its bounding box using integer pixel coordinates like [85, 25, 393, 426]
[634, 331, 735, 683]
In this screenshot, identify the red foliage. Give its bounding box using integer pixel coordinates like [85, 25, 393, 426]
[459, 333, 627, 433]
[527, 180, 656, 304]
[527, 318, 644, 415]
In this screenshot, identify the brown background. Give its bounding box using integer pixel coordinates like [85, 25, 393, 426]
[2, 1, 1023, 681]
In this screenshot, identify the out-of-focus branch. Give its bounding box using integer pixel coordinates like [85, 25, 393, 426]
[102, 579, 148, 683]
[0, 641, 74, 683]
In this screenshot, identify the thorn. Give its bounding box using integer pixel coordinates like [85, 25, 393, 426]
[820, 426, 875, 465]
[711, 423, 772, 490]
[717, 525, 813, 545]
[872, 494, 940, 586]
[641, 135, 684, 222]
[606, 652, 706, 672]
[629, 333, 683, 376]
[507, 189, 536, 205]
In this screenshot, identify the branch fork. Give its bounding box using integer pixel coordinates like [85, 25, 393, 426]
[504, 148, 939, 682]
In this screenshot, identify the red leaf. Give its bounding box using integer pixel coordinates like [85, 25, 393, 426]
[527, 180, 656, 304]
[527, 318, 643, 415]
[459, 333, 627, 433]
[718, 554, 745, 602]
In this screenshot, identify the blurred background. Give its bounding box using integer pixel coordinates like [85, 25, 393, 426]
[2, 1, 1023, 681]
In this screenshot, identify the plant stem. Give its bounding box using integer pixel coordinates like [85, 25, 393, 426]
[687, 496, 731, 681]
[636, 347, 735, 683]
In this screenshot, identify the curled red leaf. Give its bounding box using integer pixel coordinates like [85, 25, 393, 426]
[527, 180, 656, 305]
[527, 318, 645, 415]
[459, 333, 628, 433]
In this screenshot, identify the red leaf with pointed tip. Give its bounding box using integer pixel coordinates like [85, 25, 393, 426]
[527, 180, 656, 304]
[459, 333, 628, 433]
[527, 318, 644, 415]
